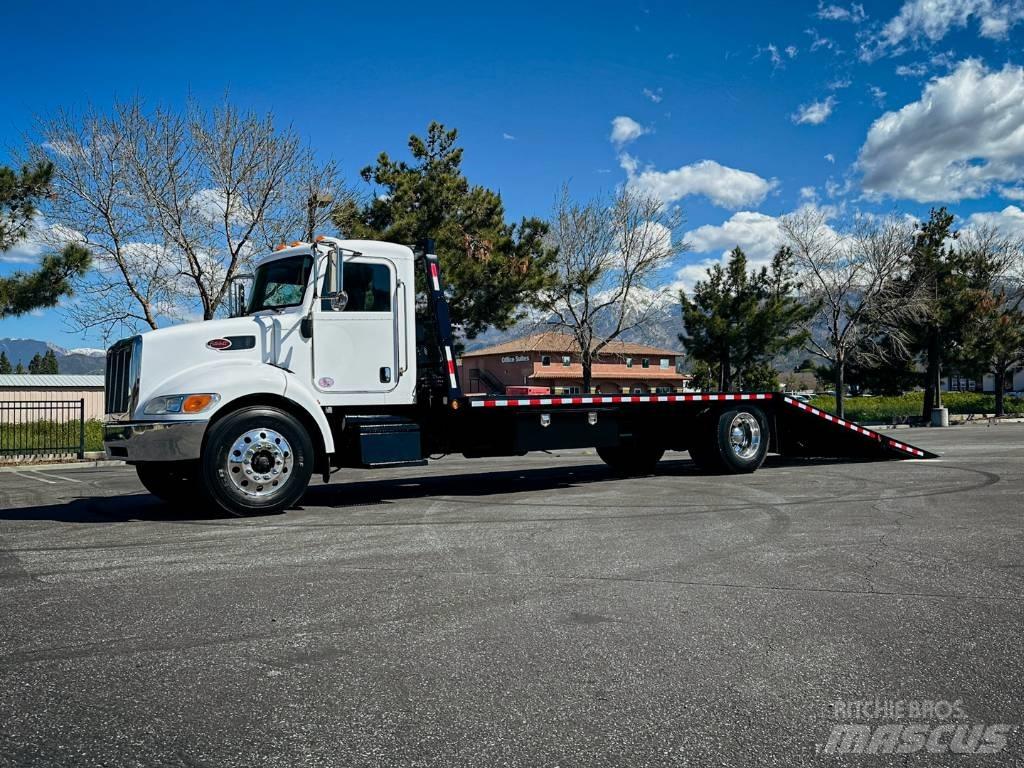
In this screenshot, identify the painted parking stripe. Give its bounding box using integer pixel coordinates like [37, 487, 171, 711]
[32, 471, 83, 483]
[13, 471, 57, 485]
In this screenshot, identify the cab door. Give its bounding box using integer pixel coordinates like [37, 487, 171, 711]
[312, 257, 400, 395]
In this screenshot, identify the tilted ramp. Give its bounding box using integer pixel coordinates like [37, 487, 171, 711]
[775, 396, 939, 460]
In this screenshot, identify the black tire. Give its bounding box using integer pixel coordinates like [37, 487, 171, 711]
[136, 461, 204, 504]
[597, 444, 665, 476]
[689, 406, 769, 474]
[201, 406, 315, 516]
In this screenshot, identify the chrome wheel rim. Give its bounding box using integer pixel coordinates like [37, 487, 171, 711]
[226, 427, 293, 497]
[729, 413, 761, 460]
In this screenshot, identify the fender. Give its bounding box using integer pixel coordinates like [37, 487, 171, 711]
[139, 360, 335, 453]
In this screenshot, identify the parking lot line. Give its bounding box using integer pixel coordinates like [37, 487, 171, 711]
[13, 471, 57, 485]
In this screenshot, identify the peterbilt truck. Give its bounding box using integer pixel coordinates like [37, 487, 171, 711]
[103, 237, 935, 516]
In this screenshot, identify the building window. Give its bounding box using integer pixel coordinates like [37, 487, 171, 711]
[541, 355, 551, 366]
[641, 358, 650, 368]
[625, 357, 633, 368]
[660, 358, 669, 369]
[633, 386, 643, 394]
[562, 355, 571, 366]
[565, 385, 581, 395]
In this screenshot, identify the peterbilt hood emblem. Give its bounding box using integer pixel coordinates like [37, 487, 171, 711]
[207, 338, 232, 350]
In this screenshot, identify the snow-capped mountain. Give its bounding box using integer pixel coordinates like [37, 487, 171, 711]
[0, 339, 106, 374]
[464, 288, 684, 353]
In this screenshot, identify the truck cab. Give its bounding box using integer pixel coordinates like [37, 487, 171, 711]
[103, 238, 424, 514]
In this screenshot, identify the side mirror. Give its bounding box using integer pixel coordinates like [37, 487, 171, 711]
[228, 273, 253, 317]
[329, 290, 348, 311]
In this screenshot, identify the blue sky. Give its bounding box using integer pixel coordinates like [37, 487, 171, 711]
[3, 0, 1024, 349]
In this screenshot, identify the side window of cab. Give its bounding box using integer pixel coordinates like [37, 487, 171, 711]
[322, 261, 393, 312]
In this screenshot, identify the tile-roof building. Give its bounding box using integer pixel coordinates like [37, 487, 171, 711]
[461, 331, 691, 395]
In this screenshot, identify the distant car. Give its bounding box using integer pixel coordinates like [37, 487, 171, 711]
[789, 393, 812, 403]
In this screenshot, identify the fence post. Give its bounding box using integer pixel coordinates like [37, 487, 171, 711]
[78, 398, 86, 460]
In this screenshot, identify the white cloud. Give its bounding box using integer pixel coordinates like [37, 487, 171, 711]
[674, 211, 786, 290]
[502, 132, 516, 140]
[805, 28, 835, 51]
[869, 85, 887, 105]
[0, 216, 85, 264]
[621, 156, 778, 209]
[825, 153, 836, 163]
[817, 2, 867, 22]
[895, 62, 928, 76]
[965, 205, 1024, 238]
[610, 116, 649, 146]
[800, 186, 818, 201]
[792, 96, 837, 125]
[642, 87, 663, 103]
[762, 43, 784, 68]
[863, 0, 1024, 59]
[828, 77, 852, 89]
[785, 45, 799, 58]
[858, 59, 1024, 202]
[1000, 186, 1024, 200]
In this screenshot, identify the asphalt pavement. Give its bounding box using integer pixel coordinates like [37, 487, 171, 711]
[1, 425, 1022, 766]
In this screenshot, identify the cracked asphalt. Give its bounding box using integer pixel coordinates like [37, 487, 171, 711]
[0, 425, 1022, 766]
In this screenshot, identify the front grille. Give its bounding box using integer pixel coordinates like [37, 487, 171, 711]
[105, 336, 140, 416]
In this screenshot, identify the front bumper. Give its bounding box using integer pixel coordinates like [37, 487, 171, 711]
[104, 420, 207, 462]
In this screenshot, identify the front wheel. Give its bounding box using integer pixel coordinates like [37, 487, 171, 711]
[201, 407, 314, 516]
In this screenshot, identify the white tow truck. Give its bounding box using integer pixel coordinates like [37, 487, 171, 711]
[103, 238, 935, 516]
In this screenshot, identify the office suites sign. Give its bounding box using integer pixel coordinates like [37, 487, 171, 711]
[501, 355, 531, 363]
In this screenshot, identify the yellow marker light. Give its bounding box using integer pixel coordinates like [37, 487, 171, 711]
[183, 394, 217, 413]
[315, 235, 326, 242]
[290, 240, 303, 247]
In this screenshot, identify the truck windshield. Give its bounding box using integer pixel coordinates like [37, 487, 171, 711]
[247, 255, 313, 312]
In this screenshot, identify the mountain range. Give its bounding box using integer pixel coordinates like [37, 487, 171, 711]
[0, 339, 106, 374]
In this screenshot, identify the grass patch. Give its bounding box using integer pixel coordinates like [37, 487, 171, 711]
[808, 392, 1024, 422]
[0, 418, 104, 455]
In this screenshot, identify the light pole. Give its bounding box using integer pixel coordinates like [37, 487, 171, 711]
[306, 191, 335, 241]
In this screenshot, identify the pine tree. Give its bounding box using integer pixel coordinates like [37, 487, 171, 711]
[1, 160, 91, 319]
[680, 247, 815, 391]
[42, 349, 59, 374]
[902, 208, 1003, 419]
[28, 353, 43, 374]
[0, 351, 11, 374]
[334, 122, 555, 340]
[14, 362, 25, 374]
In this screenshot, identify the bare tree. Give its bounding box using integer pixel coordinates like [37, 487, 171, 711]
[27, 97, 348, 340]
[538, 187, 688, 392]
[781, 207, 920, 417]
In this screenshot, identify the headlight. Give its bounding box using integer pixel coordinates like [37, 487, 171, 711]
[144, 393, 220, 415]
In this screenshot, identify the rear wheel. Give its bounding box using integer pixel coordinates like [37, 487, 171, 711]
[688, 407, 769, 474]
[201, 407, 314, 516]
[597, 444, 665, 476]
[135, 461, 202, 504]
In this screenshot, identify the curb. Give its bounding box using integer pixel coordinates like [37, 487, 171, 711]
[0, 459, 125, 473]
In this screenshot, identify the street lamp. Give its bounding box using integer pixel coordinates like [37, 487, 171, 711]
[306, 191, 335, 241]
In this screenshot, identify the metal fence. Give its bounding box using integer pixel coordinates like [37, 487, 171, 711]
[0, 400, 86, 459]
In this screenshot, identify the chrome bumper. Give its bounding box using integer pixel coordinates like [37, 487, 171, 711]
[104, 420, 206, 462]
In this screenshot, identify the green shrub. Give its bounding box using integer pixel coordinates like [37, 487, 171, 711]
[808, 392, 1023, 422]
[0, 418, 104, 454]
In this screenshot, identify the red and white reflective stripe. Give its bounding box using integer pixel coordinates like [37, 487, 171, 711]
[783, 397, 881, 439]
[444, 345, 458, 390]
[887, 439, 925, 457]
[468, 392, 775, 408]
[429, 262, 441, 292]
